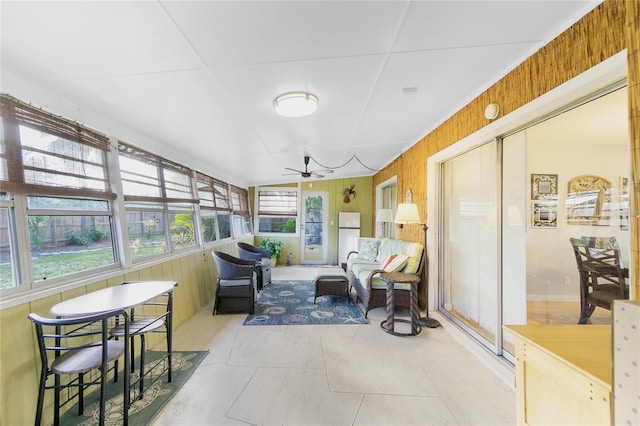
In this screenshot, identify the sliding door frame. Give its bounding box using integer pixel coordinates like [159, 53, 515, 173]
[426, 51, 627, 358]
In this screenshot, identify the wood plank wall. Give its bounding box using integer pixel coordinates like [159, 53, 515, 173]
[251, 175, 374, 266]
[373, 0, 639, 299]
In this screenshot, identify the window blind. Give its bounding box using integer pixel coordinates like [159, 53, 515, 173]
[0, 94, 115, 200]
[118, 142, 198, 204]
[258, 190, 297, 216]
[196, 172, 230, 211]
[230, 185, 249, 216]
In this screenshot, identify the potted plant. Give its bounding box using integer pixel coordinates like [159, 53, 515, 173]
[259, 239, 284, 263]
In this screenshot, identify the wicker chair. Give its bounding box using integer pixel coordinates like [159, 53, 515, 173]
[236, 242, 271, 262]
[212, 251, 256, 315]
[570, 236, 629, 324]
[236, 242, 272, 290]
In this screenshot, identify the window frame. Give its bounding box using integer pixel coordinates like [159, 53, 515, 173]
[254, 186, 300, 237]
[118, 142, 199, 262]
[230, 184, 252, 237]
[0, 93, 254, 302]
[1, 95, 119, 294]
[25, 195, 119, 286]
[195, 174, 252, 242]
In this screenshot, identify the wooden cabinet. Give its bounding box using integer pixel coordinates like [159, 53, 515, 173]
[504, 325, 611, 425]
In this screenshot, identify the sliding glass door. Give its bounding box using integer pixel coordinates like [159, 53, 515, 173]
[436, 85, 630, 356]
[440, 140, 499, 350]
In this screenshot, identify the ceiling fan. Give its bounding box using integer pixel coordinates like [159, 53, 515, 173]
[284, 156, 334, 178]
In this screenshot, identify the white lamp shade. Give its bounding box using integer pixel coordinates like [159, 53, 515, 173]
[376, 208, 394, 223]
[394, 203, 421, 224]
[273, 92, 318, 117]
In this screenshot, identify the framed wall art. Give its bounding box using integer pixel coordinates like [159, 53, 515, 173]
[532, 202, 557, 228]
[531, 174, 558, 200]
[566, 174, 611, 225]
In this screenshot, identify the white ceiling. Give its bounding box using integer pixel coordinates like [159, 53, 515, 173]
[0, 1, 601, 188]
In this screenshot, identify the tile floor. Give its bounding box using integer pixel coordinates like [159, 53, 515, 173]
[154, 266, 516, 426]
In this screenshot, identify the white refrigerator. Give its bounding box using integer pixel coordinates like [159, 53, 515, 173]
[338, 212, 360, 265]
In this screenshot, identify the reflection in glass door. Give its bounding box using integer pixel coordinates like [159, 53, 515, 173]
[501, 86, 630, 356]
[300, 192, 328, 264]
[436, 86, 630, 358]
[440, 140, 499, 351]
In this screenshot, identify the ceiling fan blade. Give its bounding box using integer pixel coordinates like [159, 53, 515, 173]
[311, 172, 325, 178]
[316, 169, 334, 174]
[284, 167, 303, 173]
[282, 172, 300, 176]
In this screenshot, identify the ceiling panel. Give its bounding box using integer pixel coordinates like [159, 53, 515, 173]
[354, 41, 541, 145]
[163, 1, 407, 67]
[212, 55, 387, 154]
[1, 2, 203, 82]
[393, 1, 601, 52]
[0, 1, 601, 188]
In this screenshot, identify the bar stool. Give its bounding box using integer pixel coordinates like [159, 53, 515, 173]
[110, 281, 177, 400]
[28, 309, 129, 426]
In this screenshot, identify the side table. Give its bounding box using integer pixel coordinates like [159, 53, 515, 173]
[255, 258, 272, 291]
[379, 272, 422, 336]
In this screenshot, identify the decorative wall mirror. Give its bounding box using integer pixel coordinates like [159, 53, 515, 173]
[566, 174, 611, 225]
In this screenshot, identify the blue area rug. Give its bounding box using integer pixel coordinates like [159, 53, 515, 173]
[243, 280, 367, 325]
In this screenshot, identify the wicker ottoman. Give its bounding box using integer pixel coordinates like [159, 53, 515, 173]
[314, 267, 350, 304]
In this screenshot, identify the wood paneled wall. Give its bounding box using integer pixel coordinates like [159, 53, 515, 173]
[373, 0, 639, 298]
[251, 175, 374, 265]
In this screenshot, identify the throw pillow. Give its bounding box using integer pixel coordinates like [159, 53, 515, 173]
[379, 254, 397, 270]
[359, 240, 380, 261]
[383, 253, 409, 272]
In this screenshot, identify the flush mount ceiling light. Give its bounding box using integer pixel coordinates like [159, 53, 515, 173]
[273, 91, 318, 117]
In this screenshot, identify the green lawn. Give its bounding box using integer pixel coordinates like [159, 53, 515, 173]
[0, 245, 163, 290]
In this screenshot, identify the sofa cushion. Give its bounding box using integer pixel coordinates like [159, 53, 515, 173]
[379, 254, 397, 270]
[358, 239, 380, 261]
[373, 239, 422, 272]
[383, 253, 409, 272]
[357, 270, 412, 290]
[348, 257, 378, 274]
[219, 278, 252, 287]
[374, 238, 393, 262]
[402, 243, 423, 273]
[351, 262, 378, 278]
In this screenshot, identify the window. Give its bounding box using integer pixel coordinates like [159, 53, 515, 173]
[119, 143, 197, 260]
[196, 173, 235, 242]
[230, 185, 251, 236]
[0, 193, 20, 290]
[256, 189, 298, 234]
[26, 196, 116, 282]
[0, 93, 250, 296]
[0, 95, 117, 291]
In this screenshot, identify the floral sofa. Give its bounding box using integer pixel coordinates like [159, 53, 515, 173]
[346, 237, 424, 318]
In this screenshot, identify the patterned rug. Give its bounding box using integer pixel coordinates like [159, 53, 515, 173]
[243, 280, 367, 325]
[60, 350, 207, 426]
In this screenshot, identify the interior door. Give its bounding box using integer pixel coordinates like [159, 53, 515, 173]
[300, 192, 328, 264]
